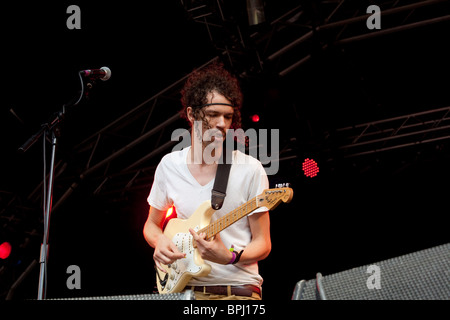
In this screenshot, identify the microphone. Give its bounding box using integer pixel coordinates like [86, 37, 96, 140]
[80, 66, 111, 81]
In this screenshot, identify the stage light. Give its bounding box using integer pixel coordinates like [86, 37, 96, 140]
[247, 0, 266, 26]
[163, 206, 177, 230]
[165, 206, 174, 219]
[302, 158, 319, 178]
[0, 242, 12, 259]
[251, 114, 260, 123]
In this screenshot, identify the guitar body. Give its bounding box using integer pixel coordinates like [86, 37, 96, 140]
[156, 200, 215, 294]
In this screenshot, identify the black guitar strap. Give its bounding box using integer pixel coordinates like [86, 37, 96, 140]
[211, 134, 232, 210]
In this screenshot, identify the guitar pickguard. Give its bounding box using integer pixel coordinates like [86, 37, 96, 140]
[161, 226, 204, 293]
[172, 228, 201, 274]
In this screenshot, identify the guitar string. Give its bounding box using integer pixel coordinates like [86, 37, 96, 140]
[201, 197, 258, 239]
[196, 190, 286, 239]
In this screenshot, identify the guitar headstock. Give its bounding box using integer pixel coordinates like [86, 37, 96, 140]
[255, 187, 293, 211]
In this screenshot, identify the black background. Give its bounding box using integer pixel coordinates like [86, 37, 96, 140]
[1, 1, 449, 301]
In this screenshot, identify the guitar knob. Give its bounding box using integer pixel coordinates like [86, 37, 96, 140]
[172, 261, 177, 271]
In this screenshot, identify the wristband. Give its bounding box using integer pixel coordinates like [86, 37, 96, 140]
[228, 251, 237, 264]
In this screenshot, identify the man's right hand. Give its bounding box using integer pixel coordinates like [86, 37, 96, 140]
[153, 234, 186, 272]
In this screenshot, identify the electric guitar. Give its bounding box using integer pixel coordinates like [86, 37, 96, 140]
[156, 187, 293, 294]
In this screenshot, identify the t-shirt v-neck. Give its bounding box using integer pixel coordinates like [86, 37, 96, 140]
[183, 147, 216, 188]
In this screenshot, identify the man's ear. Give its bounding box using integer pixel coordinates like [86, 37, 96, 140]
[186, 107, 194, 123]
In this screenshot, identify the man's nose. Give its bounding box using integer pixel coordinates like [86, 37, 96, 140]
[216, 115, 226, 128]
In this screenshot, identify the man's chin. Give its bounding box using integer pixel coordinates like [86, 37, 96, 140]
[212, 135, 224, 142]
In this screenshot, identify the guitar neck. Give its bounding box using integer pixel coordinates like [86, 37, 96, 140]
[199, 197, 259, 240]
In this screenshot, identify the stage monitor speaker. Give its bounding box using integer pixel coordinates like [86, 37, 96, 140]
[50, 290, 195, 300]
[292, 243, 449, 300]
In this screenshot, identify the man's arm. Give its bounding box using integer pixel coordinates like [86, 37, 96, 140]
[143, 206, 185, 271]
[143, 206, 165, 248]
[238, 210, 271, 264]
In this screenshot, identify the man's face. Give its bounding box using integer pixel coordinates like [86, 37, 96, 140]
[189, 91, 234, 145]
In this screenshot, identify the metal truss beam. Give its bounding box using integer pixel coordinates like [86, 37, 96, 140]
[182, 0, 450, 77]
[332, 106, 450, 159]
[275, 0, 450, 76]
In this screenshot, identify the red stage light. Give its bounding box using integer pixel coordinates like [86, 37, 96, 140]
[251, 114, 260, 123]
[0, 242, 12, 259]
[165, 206, 174, 219]
[302, 158, 319, 178]
[162, 206, 176, 230]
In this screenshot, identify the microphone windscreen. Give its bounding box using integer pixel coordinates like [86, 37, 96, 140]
[100, 66, 111, 81]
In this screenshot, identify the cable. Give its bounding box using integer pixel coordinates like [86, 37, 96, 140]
[42, 129, 47, 298]
[72, 71, 86, 108]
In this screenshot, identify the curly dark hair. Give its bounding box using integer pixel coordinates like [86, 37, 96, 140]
[180, 62, 242, 129]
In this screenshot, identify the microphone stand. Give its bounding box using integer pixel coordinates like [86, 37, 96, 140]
[18, 71, 94, 300]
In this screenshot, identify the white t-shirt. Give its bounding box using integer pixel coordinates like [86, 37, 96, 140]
[147, 146, 269, 287]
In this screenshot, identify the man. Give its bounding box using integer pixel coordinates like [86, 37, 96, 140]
[143, 62, 271, 300]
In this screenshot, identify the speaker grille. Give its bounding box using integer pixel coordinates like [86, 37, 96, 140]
[294, 243, 449, 300]
[50, 290, 195, 300]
